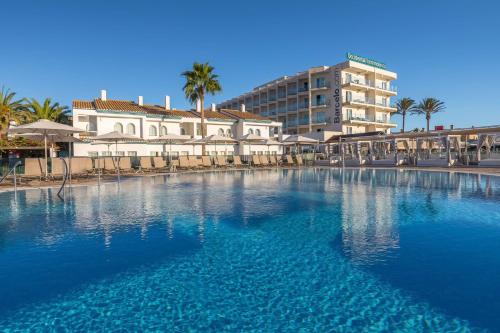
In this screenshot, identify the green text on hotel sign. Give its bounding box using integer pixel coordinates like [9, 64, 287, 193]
[346, 53, 386, 69]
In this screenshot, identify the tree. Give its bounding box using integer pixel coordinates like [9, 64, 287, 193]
[395, 97, 416, 133]
[26, 98, 70, 124]
[0, 88, 30, 137]
[412, 98, 446, 131]
[182, 62, 222, 154]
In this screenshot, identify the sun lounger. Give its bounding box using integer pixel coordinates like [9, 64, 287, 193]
[103, 157, 116, 172]
[285, 155, 294, 166]
[70, 157, 93, 176]
[216, 156, 228, 168]
[202, 156, 213, 168]
[153, 157, 167, 170]
[21, 158, 44, 181]
[117, 157, 133, 173]
[260, 155, 270, 166]
[139, 157, 153, 172]
[170, 159, 179, 171]
[252, 155, 261, 167]
[178, 156, 191, 170]
[233, 156, 243, 167]
[188, 156, 202, 169]
[296, 155, 304, 166]
[50, 158, 66, 178]
[269, 155, 278, 166]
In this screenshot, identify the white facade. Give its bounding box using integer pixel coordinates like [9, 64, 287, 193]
[217, 54, 398, 135]
[72, 92, 282, 157]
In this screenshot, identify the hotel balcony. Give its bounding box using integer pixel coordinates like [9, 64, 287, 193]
[287, 118, 298, 127]
[311, 99, 330, 109]
[298, 102, 309, 110]
[260, 99, 267, 105]
[311, 82, 330, 90]
[343, 115, 397, 127]
[268, 96, 277, 102]
[298, 117, 310, 126]
[343, 98, 396, 111]
[287, 104, 298, 112]
[277, 106, 287, 114]
[342, 78, 397, 96]
[287, 89, 297, 96]
[298, 86, 309, 94]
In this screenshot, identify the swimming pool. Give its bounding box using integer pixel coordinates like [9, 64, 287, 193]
[0, 169, 499, 332]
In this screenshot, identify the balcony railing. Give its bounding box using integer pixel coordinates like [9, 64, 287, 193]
[312, 100, 330, 108]
[287, 105, 298, 111]
[268, 109, 277, 116]
[277, 107, 287, 114]
[298, 102, 309, 109]
[298, 86, 309, 92]
[260, 99, 267, 105]
[345, 115, 389, 123]
[287, 119, 298, 126]
[268, 96, 277, 102]
[313, 82, 330, 89]
[287, 89, 297, 95]
[344, 98, 396, 108]
[343, 78, 397, 92]
[299, 118, 310, 125]
[278, 92, 286, 99]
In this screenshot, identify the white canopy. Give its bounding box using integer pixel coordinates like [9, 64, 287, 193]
[239, 133, 267, 142]
[8, 120, 84, 178]
[92, 131, 143, 156]
[283, 135, 319, 144]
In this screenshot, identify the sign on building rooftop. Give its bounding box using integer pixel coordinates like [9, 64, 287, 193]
[346, 53, 386, 70]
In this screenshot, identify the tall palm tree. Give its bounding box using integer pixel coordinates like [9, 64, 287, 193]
[26, 98, 70, 124]
[395, 97, 416, 133]
[0, 88, 30, 137]
[412, 98, 446, 132]
[182, 62, 222, 154]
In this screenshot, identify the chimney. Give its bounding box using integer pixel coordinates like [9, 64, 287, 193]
[138, 96, 143, 106]
[196, 99, 201, 112]
[211, 103, 216, 112]
[164, 95, 171, 110]
[241, 104, 246, 112]
[100, 90, 107, 101]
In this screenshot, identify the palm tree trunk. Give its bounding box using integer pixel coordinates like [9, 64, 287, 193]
[200, 94, 206, 155]
[426, 114, 430, 132]
[402, 112, 406, 133]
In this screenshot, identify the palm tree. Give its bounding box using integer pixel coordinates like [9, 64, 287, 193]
[182, 62, 222, 154]
[412, 98, 446, 131]
[26, 98, 70, 124]
[395, 97, 416, 132]
[0, 88, 30, 138]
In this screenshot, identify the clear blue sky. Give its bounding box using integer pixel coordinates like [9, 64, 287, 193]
[2, 0, 500, 130]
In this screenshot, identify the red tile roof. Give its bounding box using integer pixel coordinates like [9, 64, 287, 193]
[219, 109, 271, 121]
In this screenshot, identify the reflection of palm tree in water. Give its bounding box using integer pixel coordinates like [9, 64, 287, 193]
[425, 192, 438, 217]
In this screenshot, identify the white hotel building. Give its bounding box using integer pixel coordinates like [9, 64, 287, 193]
[217, 53, 398, 135]
[72, 90, 282, 157]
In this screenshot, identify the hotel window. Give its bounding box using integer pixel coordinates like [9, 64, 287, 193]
[126, 123, 135, 135]
[347, 109, 353, 120]
[160, 126, 168, 136]
[316, 112, 326, 123]
[196, 124, 201, 136]
[226, 129, 232, 137]
[347, 127, 353, 134]
[114, 122, 123, 133]
[88, 151, 98, 157]
[180, 128, 186, 135]
[345, 73, 352, 83]
[101, 151, 112, 157]
[127, 151, 137, 157]
[255, 129, 261, 136]
[316, 77, 325, 88]
[345, 91, 352, 102]
[149, 125, 157, 136]
[315, 95, 325, 106]
[248, 128, 254, 135]
[218, 128, 224, 136]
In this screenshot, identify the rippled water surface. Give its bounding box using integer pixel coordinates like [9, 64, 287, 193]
[1, 169, 500, 332]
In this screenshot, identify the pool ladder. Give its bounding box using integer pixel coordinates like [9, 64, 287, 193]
[0, 161, 22, 192]
[57, 157, 69, 200]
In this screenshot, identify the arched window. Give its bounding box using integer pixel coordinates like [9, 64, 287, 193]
[218, 128, 225, 136]
[160, 126, 168, 136]
[180, 128, 186, 135]
[255, 129, 261, 136]
[126, 123, 135, 135]
[226, 129, 232, 137]
[149, 125, 157, 136]
[248, 128, 254, 135]
[114, 122, 123, 133]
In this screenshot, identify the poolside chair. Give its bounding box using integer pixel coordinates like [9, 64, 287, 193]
[21, 158, 44, 181]
[50, 158, 66, 179]
[233, 155, 243, 168]
[260, 155, 270, 166]
[296, 155, 304, 167]
[201, 156, 213, 168]
[118, 157, 133, 173]
[285, 155, 294, 166]
[216, 156, 228, 168]
[70, 157, 93, 177]
[153, 157, 167, 170]
[252, 155, 261, 167]
[139, 157, 153, 172]
[188, 156, 202, 169]
[103, 157, 117, 173]
[178, 156, 191, 170]
[269, 155, 278, 166]
[170, 159, 179, 172]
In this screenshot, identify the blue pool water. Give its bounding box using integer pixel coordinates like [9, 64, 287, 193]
[0, 169, 499, 332]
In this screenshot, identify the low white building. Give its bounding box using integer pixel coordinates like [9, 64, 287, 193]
[72, 90, 282, 157]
